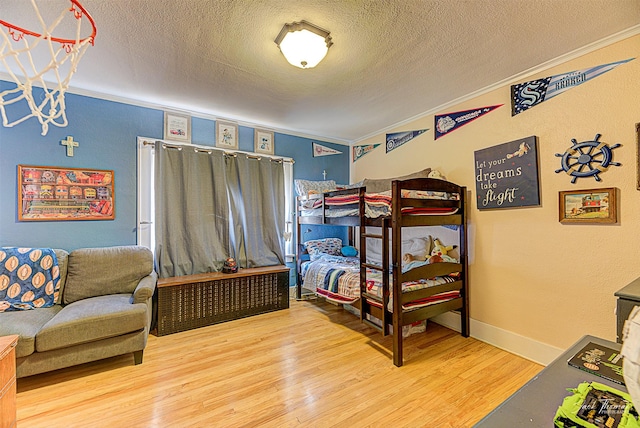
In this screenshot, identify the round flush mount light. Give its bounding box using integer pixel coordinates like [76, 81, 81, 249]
[274, 20, 333, 69]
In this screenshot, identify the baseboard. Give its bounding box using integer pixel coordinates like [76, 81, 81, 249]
[432, 312, 564, 366]
[292, 291, 564, 366]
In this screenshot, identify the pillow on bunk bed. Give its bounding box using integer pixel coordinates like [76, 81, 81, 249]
[366, 236, 432, 266]
[362, 167, 431, 193]
[337, 180, 364, 190]
[341, 246, 358, 257]
[304, 238, 343, 261]
[294, 179, 337, 196]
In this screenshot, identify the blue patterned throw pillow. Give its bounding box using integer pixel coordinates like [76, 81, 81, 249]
[304, 238, 342, 261]
[0, 247, 60, 312]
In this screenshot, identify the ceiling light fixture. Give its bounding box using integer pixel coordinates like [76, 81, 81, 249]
[274, 20, 333, 69]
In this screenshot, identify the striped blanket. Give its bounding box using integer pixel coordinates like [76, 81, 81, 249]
[301, 254, 360, 304]
[302, 254, 460, 311]
[324, 189, 460, 218]
[365, 270, 459, 312]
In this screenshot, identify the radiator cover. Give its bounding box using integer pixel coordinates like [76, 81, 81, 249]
[156, 266, 289, 336]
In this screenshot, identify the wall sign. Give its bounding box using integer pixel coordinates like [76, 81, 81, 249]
[18, 165, 114, 221]
[474, 136, 540, 210]
[353, 143, 380, 162]
[312, 142, 342, 157]
[435, 105, 502, 139]
[385, 129, 427, 153]
[511, 58, 634, 116]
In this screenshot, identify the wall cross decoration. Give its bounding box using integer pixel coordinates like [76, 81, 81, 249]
[61, 136, 79, 157]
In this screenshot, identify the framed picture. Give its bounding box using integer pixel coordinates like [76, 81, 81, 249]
[636, 122, 639, 190]
[18, 165, 115, 221]
[216, 120, 238, 150]
[559, 187, 617, 224]
[254, 129, 274, 155]
[164, 112, 191, 143]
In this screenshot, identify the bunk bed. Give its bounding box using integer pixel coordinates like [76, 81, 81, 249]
[296, 177, 469, 367]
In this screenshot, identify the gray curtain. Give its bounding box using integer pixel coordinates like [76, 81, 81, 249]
[154, 143, 284, 277]
[227, 155, 285, 268]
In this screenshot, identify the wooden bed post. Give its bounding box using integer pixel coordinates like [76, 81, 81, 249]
[391, 180, 404, 367]
[296, 196, 303, 300]
[460, 187, 470, 337]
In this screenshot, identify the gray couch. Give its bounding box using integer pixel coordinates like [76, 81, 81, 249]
[0, 245, 157, 378]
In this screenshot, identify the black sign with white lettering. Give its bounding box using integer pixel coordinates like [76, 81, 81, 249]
[474, 136, 540, 210]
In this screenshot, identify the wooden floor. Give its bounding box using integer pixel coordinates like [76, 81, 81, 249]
[16, 300, 542, 428]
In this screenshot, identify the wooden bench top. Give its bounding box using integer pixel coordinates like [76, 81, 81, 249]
[157, 265, 290, 288]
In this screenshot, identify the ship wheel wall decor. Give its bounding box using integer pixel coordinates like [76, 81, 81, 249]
[555, 134, 621, 183]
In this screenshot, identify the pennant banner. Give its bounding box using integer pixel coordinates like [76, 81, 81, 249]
[511, 58, 634, 116]
[312, 142, 342, 157]
[435, 105, 502, 139]
[385, 129, 428, 153]
[352, 143, 380, 162]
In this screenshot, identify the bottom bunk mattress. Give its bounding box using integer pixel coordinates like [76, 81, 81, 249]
[301, 255, 460, 310]
[364, 270, 460, 312]
[301, 254, 361, 304]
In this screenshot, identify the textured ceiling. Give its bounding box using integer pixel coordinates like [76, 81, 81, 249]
[2, 0, 640, 143]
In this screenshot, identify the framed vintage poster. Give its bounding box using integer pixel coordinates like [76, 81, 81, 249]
[636, 122, 640, 190]
[558, 187, 617, 224]
[18, 165, 115, 221]
[254, 129, 274, 155]
[474, 136, 540, 210]
[164, 112, 191, 143]
[216, 120, 238, 150]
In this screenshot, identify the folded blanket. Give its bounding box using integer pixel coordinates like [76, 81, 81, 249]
[0, 247, 60, 312]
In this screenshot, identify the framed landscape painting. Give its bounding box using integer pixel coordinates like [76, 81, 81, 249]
[559, 187, 617, 224]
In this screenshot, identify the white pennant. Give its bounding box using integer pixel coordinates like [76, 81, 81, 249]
[313, 142, 342, 157]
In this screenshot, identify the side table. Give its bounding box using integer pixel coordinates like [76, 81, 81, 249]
[0, 335, 18, 428]
[615, 277, 640, 343]
[474, 335, 625, 427]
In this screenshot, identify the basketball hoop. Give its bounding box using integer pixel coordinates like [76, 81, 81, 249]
[0, 0, 96, 135]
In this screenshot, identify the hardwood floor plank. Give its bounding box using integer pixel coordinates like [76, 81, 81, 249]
[16, 300, 542, 427]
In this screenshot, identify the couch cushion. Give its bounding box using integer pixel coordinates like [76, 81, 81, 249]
[36, 294, 147, 353]
[53, 249, 69, 304]
[0, 306, 61, 358]
[363, 167, 432, 193]
[64, 246, 154, 304]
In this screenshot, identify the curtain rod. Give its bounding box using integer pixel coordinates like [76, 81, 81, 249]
[144, 140, 294, 163]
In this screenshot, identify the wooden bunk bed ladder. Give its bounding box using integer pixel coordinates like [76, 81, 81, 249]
[359, 217, 391, 335]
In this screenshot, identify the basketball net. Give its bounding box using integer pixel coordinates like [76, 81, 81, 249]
[0, 0, 96, 136]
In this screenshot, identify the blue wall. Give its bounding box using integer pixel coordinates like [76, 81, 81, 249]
[0, 80, 350, 253]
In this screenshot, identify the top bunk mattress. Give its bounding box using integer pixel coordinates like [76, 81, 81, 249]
[324, 188, 460, 218]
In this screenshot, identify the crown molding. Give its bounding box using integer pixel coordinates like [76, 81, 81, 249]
[353, 25, 640, 144]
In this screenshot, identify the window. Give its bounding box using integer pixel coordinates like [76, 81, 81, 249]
[136, 137, 294, 261]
